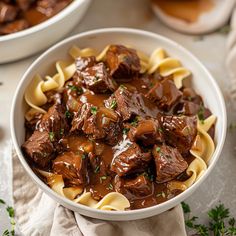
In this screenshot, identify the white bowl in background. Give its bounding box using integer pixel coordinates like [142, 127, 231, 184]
[0, 0, 91, 64]
[11, 28, 227, 221]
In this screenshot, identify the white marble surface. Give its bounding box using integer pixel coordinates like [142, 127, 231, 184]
[0, 0, 235, 234]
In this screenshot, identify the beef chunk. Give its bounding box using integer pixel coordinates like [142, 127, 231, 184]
[111, 142, 151, 176]
[114, 175, 153, 197]
[0, 2, 18, 23]
[52, 151, 88, 187]
[153, 144, 188, 183]
[114, 86, 147, 120]
[175, 101, 201, 116]
[146, 79, 182, 111]
[16, 0, 33, 11]
[0, 19, 29, 35]
[106, 45, 141, 79]
[22, 130, 54, 168]
[75, 56, 96, 72]
[37, 103, 69, 139]
[161, 115, 197, 154]
[182, 87, 203, 105]
[80, 62, 117, 93]
[71, 103, 121, 144]
[71, 103, 93, 132]
[128, 119, 164, 146]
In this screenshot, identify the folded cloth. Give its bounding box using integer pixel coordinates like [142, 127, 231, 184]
[12, 151, 187, 236]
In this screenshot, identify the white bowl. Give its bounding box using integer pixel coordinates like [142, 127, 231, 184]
[11, 28, 227, 221]
[0, 0, 91, 64]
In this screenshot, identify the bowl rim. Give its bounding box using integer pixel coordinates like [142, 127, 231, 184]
[0, 0, 88, 42]
[10, 27, 227, 217]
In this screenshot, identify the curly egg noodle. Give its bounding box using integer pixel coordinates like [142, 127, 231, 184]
[25, 45, 216, 211]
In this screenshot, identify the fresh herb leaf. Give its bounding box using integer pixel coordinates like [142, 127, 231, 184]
[91, 106, 98, 115]
[2, 230, 10, 236]
[6, 207, 14, 218]
[122, 128, 130, 135]
[110, 100, 117, 109]
[65, 110, 71, 119]
[156, 147, 161, 153]
[182, 202, 236, 236]
[181, 202, 191, 214]
[158, 128, 163, 133]
[81, 154, 87, 160]
[0, 199, 6, 204]
[49, 132, 55, 142]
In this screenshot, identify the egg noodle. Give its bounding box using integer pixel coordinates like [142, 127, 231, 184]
[24, 45, 216, 211]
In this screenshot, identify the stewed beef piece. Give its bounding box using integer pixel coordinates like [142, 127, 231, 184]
[71, 103, 121, 144]
[111, 142, 152, 176]
[160, 115, 197, 154]
[113, 86, 148, 121]
[71, 103, 93, 132]
[37, 103, 69, 139]
[153, 144, 188, 183]
[128, 118, 164, 146]
[182, 87, 203, 105]
[79, 62, 117, 93]
[106, 45, 141, 79]
[0, 2, 18, 23]
[22, 130, 55, 168]
[114, 175, 153, 197]
[52, 151, 88, 187]
[146, 79, 182, 111]
[75, 56, 96, 72]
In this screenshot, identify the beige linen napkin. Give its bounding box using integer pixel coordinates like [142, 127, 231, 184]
[12, 151, 187, 236]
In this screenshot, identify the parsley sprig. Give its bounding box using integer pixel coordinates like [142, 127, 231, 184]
[182, 202, 236, 236]
[0, 199, 15, 236]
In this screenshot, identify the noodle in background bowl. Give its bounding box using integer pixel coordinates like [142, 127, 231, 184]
[0, 0, 91, 64]
[10, 28, 227, 221]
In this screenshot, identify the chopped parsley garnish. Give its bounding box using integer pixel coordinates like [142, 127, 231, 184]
[91, 106, 98, 115]
[158, 128, 163, 133]
[59, 128, 64, 136]
[120, 84, 127, 90]
[131, 117, 139, 126]
[156, 147, 161, 152]
[81, 154, 87, 160]
[94, 165, 100, 173]
[110, 100, 117, 109]
[197, 104, 205, 124]
[67, 85, 83, 95]
[107, 183, 113, 190]
[122, 128, 130, 135]
[65, 110, 71, 119]
[49, 132, 55, 142]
